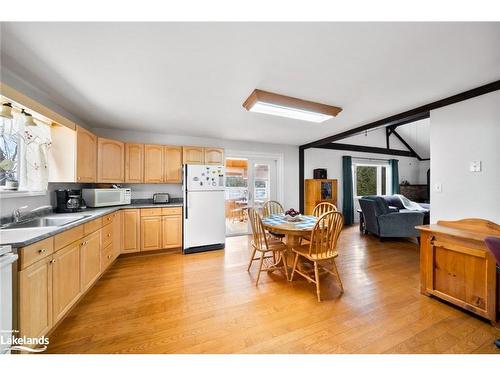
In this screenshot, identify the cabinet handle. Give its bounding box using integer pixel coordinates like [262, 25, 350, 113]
[38, 248, 47, 254]
[107, 234, 111, 237]
[50, 259, 56, 264]
[107, 255, 111, 259]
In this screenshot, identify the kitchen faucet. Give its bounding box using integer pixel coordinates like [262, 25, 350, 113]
[12, 205, 28, 223]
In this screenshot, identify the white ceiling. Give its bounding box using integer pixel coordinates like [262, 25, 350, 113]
[1, 22, 499, 146]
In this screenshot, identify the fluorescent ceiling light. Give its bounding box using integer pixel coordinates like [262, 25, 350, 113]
[243, 89, 342, 123]
[250, 102, 333, 123]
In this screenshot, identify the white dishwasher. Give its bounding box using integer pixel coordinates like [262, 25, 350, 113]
[0, 245, 17, 354]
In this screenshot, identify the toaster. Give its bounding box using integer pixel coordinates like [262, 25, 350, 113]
[153, 193, 170, 204]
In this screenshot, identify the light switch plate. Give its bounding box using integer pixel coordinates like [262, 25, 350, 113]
[469, 160, 481, 172]
[434, 183, 442, 193]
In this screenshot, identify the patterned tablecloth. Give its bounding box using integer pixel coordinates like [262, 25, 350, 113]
[261, 214, 318, 231]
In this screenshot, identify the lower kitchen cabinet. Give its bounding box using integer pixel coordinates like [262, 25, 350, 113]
[141, 216, 162, 251]
[19, 257, 53, 339]
[122, 209, 140, 253]
[80, 230, 101, 292]
[52, 241, 82, 323]
[112, 211, 122, 254]
[162, 215, 182, 249]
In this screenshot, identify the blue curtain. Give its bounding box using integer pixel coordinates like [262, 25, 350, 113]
[342, 156, 354, 225]
[389, 159, 400, 194]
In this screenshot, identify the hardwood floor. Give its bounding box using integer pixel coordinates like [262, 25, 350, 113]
[45, 226, 500, 354]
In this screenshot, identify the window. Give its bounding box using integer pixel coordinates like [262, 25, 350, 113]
[353, 161, 391, 198]
[0, 117, 19, 187]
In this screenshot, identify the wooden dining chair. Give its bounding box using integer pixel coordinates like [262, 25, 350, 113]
[262, 200, 286, 240]
[312, 202, 337, 217]
[290, 211, 344, 301]
[302, 202, 338, 242]
[247, 208, 288, 285]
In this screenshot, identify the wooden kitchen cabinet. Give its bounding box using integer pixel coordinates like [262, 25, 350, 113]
[122, 209, 140, 253]
[162, 215, 182, 249]
[164, 145, 183, 183]
[80, 230, 101, 292]
[97, 137, 125, 183]
[76, 126, 97, 182]
[144, 144, 164, 183]
[417, 218, 500, 323]
[304, 179, 338, 215]
[204, 147, 224, 165]
[112, 211, 122, 256]
[141, 216, 162, 251]
[52, 241, 82, 323]
[19, 257, 53, 339]
[182, 146, 204, 165]
[125, 143, 144, 183]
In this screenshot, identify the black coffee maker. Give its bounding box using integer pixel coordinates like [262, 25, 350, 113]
[55, 189, 86, 213]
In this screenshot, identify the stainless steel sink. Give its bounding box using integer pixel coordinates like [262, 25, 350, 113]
[1, 215, 91, 229]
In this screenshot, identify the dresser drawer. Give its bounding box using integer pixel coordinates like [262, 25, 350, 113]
[161, 207, 182, 216]
[102, 223, 113, 248]
[140, 208, 162, 217]
[54, 225, 84, 250]
[18, 237, 54, 269]
[84, 217, 102, 236]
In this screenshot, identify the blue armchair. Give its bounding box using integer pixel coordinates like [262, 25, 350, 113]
[359, 196, 424, 239]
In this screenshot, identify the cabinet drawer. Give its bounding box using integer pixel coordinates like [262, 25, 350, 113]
[84, 217, 102, 236]
[18, 237, 54, 269]
[102, 223, 113, 248]
[102, 243, 115, 270]
[102, 212, 115, 225]
[140, 208, 162, 217]
[161, 207, 182, 216]
[54, 225, 84, 250]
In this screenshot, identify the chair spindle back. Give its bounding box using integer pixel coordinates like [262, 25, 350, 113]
[262, 200, 284, 217]
[309, 211, 344, 259]
[248, 208, 269, 250]
[312, 202, 337, 217]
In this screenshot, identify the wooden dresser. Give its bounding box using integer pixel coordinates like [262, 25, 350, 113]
[417, 218, 500, 324]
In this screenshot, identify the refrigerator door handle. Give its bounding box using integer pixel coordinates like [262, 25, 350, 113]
[184, 166, 188, 219]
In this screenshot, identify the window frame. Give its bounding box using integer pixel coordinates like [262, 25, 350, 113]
[352, 160, 392, 199]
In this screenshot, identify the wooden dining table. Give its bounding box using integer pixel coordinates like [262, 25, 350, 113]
[261, 214, 318, 279]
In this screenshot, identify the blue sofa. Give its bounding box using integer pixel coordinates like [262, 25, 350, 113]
[358, 195, 425, 240]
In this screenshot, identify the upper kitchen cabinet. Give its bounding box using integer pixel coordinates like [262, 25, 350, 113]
[144, 144, 164, 183]
[204, 147, 224, 165]
[182, 146, 204, 165]
[49, 125, 97, 183]
[97, 137, 125, 183]
[125, 143, 144, 183]
[76, 126, 97, 182]
[164, 145, 183, 183]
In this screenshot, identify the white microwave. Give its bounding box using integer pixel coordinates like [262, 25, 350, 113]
[82, 188, 131, 207]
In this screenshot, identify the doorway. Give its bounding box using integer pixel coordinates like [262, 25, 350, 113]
[225, 156, 277, 236]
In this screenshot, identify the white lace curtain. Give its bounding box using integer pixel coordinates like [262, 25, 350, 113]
[5, 113, 52, 191]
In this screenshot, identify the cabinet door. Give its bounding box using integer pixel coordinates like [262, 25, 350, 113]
[141, 216, 162, 251]
[122, 209, 140, 253]
[76, 126, 97, 182]
[97, 137, 125, 183]
[204, 147, 224, 165]
[125, 143, 144, 183]
[81, 230, 101, 292]
[164, 145, 183, 183]
[112, 211, 122, 257]
[162, 215, 182, 249]
[52, 241, 82, 323]
[144, 144, 164, 183]
[182, 146, 204, 165]
[19, 258, 53, 339]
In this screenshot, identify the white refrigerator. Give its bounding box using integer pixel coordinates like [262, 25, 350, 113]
[183, 164, 226, 254]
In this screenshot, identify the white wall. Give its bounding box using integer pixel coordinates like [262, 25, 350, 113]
[430, 90, 500, 223]
[92, 128, 299, 210]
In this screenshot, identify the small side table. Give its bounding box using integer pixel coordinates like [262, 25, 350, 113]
[357, 209, 366, 234]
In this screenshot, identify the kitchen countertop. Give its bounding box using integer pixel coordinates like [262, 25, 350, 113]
[0, 201, 183, 248]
